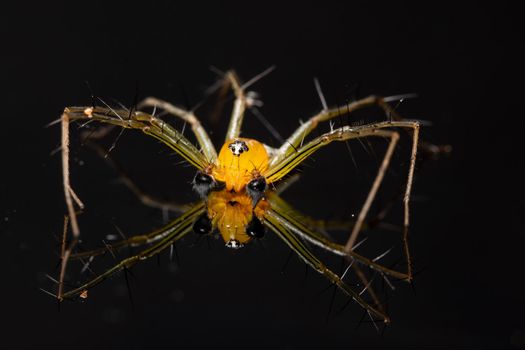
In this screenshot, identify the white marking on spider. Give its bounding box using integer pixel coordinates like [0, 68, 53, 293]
[228, 140, 249, 156]
[225, 239, 243, 249]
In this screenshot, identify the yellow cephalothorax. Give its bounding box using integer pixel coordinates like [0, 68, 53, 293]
[194, 138, 271, 247]
[212, 138, 269, 192]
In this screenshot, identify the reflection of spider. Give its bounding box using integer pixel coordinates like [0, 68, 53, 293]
[54, 69, 421, 325]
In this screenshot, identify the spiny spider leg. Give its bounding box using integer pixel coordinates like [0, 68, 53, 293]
[270, 95, 408, 166]
[270, 180, 409, 316]
[264, 212, 390, 323]
[265, 208, 408, 280]
[224, 71, 247, 141]
[70, 202, 204, 260]
[60, 202, 205, 300]
[137, 97, 217, 162]
[139, 67, 275, 156]
[344, 129, 399, 251]
[60, 106, 209, 300]
[267, 206, 390, 317]
[61, 106, 209, 231]
[264, 120, 420, 281]
[223, 67, 275, 141]
[269, 193, 400, 236]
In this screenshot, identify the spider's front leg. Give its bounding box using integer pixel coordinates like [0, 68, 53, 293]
[270, 95, 407, 167]
[58, 106, 210, 301]
[224, 71, 248, 141]
[137, 97, 217, 162]
[265, 120, 420, 282]
[61, 106, 209, 235]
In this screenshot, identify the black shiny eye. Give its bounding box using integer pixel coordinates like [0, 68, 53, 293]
[193, 171, 214, 198]
[246, 216, 265, 238]
[193, 213, 212, 235]
[246, 176, 267, 206]
[247, 177, 266, 192]
[194, 172, 212, 185]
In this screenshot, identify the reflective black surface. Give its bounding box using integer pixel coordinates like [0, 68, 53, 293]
[1, 1, 522, 349]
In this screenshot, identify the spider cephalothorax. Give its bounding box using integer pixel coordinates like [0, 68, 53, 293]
[193, 138, 270, 248]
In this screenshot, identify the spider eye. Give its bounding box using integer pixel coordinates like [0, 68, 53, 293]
[247, 177, 266, 192]
[225, 239, 243, 249]
[193, 171, 214, 198]
[246, 216, 265, 238]
[194, 172, 212, 185]
[246, 176, 267, 206]
[193, 213, 212, 235]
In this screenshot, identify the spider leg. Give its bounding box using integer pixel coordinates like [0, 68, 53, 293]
[70, 202, 204, 260]
[61, 111, 82, 237]
[60, 107, 206, 245]
[265, 120, 420, 281]
[63, 106, 209, 169]
[224, 71, 248, 141]
[59, 202, 205, 301]
[351, 262, 385, 318]
[265, 208, 408, 280]
[267, 203, 394, 317]
[344, 130, 399, 251]
[270, 95, 405, 166]
[265, 212, 390, 323]
[269, 191, 404, 315]
[61, 105, 209, 232]
[269, 193, 399, 235]
[138, 97, 217, 162]
[265, 121, 417, 183]
[223, 67, 275, 141]
[57, 216, 72, 301]
[59, 107, 209, 300]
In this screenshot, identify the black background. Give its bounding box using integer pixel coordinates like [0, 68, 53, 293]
[1, 1, 523, 349]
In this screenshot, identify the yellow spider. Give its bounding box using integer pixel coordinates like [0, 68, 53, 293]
[55, 69, 420, 324]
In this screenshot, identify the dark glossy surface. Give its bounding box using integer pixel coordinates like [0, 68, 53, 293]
[1, 1, 522, 349]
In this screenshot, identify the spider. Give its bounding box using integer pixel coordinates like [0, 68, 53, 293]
[54, 68, 420, 325]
